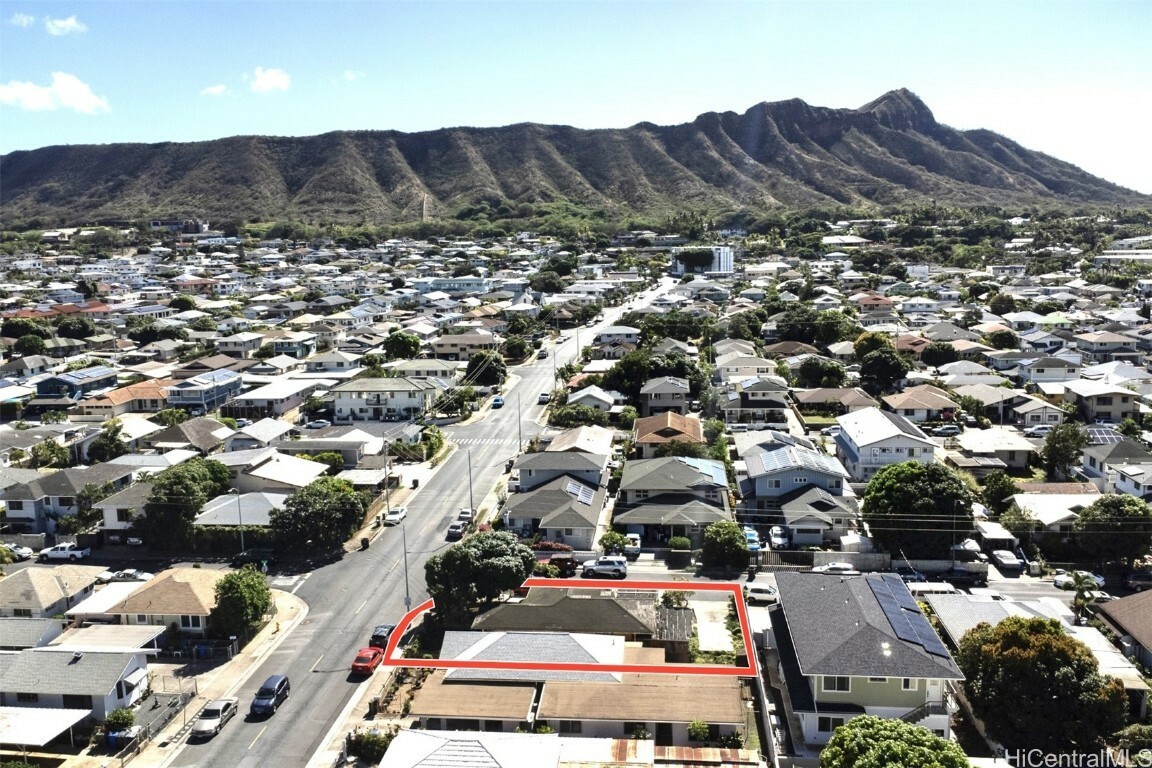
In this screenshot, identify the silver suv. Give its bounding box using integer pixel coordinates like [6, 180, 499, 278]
[582, 555, 628, 579]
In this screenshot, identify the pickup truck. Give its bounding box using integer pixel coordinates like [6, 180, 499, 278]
[38, 542, 92, 561]
[623, 533, 641, 558]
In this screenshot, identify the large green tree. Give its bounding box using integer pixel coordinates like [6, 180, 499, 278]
[853, 331, 893, 362]
[464, 350, 507, 386]
[269, 477, 365, 552]
[424, 531, 535, 626]
[920, 341, 959, 368]
[1073, 493, 1152, 567]
[168, 294, 198, 312]
[210, 567, 273, 639]
[796, 357, 846, 388]
[957, 617, 1126, 751]
[30, 438, 69, 468]
[862, 462, 973, 559]
[87, 419, 129, 463]
[701, 520, 748, 569]
[1041, 422, 1088, 480]
[140, 459, 231, 546]
[14, 334, 46, 356]
[859, 348, 910, 394]
[980, 470, 1020, 515]
[820, 715, 968, 768]
[55, 316, 98, 340]
[984, 329, 1020, 350]
[775, 305, 818, 343]
[814, 310, 860, 345]
[1, 317, 52, 340]
[382, 331, 420, 360]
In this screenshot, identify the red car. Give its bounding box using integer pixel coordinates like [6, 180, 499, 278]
[351, 647, 384, 676]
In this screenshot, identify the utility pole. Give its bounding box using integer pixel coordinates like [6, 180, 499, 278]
[516, 391, 523, 448]
[401, 524, 411, 611]
[467, 448, 475, 512]
[229, 488, 245, 555]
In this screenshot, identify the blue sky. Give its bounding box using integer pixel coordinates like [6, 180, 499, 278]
[2, 0, 1150, 194]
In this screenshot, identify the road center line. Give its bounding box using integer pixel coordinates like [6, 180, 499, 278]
[310, 654, 324, 672]
[354, 598, 368, 615]
[249, 725, 267, 750]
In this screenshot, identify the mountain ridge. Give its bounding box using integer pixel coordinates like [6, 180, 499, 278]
[2, 89, 1148, 226]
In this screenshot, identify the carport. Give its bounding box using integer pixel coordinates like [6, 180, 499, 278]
[0, 705, 90, 756]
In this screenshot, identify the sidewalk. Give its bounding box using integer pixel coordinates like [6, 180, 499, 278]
[75, 589, 310, 768]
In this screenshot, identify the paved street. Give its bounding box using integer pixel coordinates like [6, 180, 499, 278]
[154, 279, 677, 767]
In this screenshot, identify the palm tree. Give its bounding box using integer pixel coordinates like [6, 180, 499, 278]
[1070, 572, 1101, 623]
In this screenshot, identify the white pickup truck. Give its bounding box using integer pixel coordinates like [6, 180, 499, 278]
[38, 542, 92, 561]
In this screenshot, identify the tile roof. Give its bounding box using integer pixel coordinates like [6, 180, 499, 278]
[106, 567, 225, 617]
[632, 412, 705, 444]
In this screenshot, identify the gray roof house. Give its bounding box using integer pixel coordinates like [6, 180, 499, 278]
[0, 648, 150, 722]
[0, 617, 64, 650]
[639, 376, 690, 417]
[770, 572, 963, 747]
[502, 475, 606, 551]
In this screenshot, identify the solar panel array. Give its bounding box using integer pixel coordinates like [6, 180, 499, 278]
[867, 574, 951, 659]
[565, 480, 594, 505]
[1086, 426, 1123, 445]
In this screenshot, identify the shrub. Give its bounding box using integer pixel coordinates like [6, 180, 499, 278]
[533, 562, 560, 578]
[106, 707, 135, 731]
[530, 540, 573, 552]
[348, 728, 397, 762]
[687, 719, 710, 742]
[668, 536, 691, 550]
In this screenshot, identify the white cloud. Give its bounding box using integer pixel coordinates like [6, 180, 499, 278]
[250, 67, 290, 93]
[343, 70, 365, 82]
[0, 72, 109, 114]
[44, 15, 87, 35]
[9, 12, 34, 27]
[201, 84, 229, 97]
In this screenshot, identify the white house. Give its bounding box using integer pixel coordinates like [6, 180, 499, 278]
[834, 407, 936, 483]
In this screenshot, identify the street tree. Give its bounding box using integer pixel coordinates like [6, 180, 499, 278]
[820, 715, 969, 768]
[814, 310, 860, 345]
[980, 470, 1020, 515]
[653, 441, 710, 459]
[465, 350, 507, 386]
[919, 341, 959, 368]
[1073, 493, 1152, 567]
[30, 438, 69, 468]
[502, 335, 529, 359]
[1, 317, 52, 340]
[859, 348, 910, 394]
[957, 616, 1126, 751]
[382, 331, 420, 360]
[270, 477, 365, 553]
[775, 305, 818, 343]
[861, 461, 973, 559]
[599, 531, 628, 554]
[40, 410, 68, 424]
[853, 331, 893, 362]
[701, 520, 748, 569]
[796, 357, 846, 388]
[210, 567, 273, 639]
[1041, 422, 1088, 480]
[87, 419, 129, 463]
[424, 531, 535, 625]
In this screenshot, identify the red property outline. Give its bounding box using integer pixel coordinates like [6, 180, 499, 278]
[381, 578, 758, 677]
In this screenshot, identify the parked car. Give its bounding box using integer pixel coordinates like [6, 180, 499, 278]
[250, 674, 291, 716]
[491, 396, 505, 408]
[97, 569, 155, 584]
[548, 554, 579, 577]
[351, 647, 384, 676]
[1084, 590, 1117, 602]
[745, 584, 778, 604]
[446, 520, 468, 541]
[820, 425, 841, 436]
[1, 542, 33, 561]
[1123, 570, 1152, 591]
[812, 562, 860, 575]
[623, 533, 641, 557]
[538, 393, 552, 405]
[582, 555, 628, 579]
[232, 547, 276, 567]
[305, 419, 331, 429]
[457, 508, 474, 521]
[370, 623, 396, 649]
[382, 506, 407, 525]
[937, 567, 989, 587]
[1023, 424, 1054, 438]
[234, 418, 253, 428]
[894, 565, 927, 583]
[743, 526, 761, 552]
[931, 424, 962, 437]
[537, 349, 549, 359]
[990, 550, 1024, 571]
[191, 698, 238, 738]
[768, 526, 790, 550]
[38, 542, 91, 561]
[1053, 570, 1106, 589]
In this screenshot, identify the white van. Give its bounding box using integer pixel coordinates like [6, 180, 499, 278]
[906, 582, 959, 597]
[745, 584, 779, 604]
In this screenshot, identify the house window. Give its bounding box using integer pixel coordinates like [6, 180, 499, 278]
[7, 501, 23, 511]
[868, 677, 887, 683]
[13, 608, 32, 618]
[818, 716, 846, 732]
[793, 476, 807, 484]
[58, 497, 74, 507]
[62, 694, 93, 709]
[1098, 397, 1113, 406]
[483, 720, 503, 732]
[767, 479, 781, 489]
[623, 722, 647, 737]
[903, 678, 918, 690]
[180, 615, 202, 629]
[117, 508, 133, 523]
[136, 615, 148, 624]
[822, 676, 850, 692]
[634, 490, 649, 501]
[17, 693, 38, 703]
[559, 720, 582, 734]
